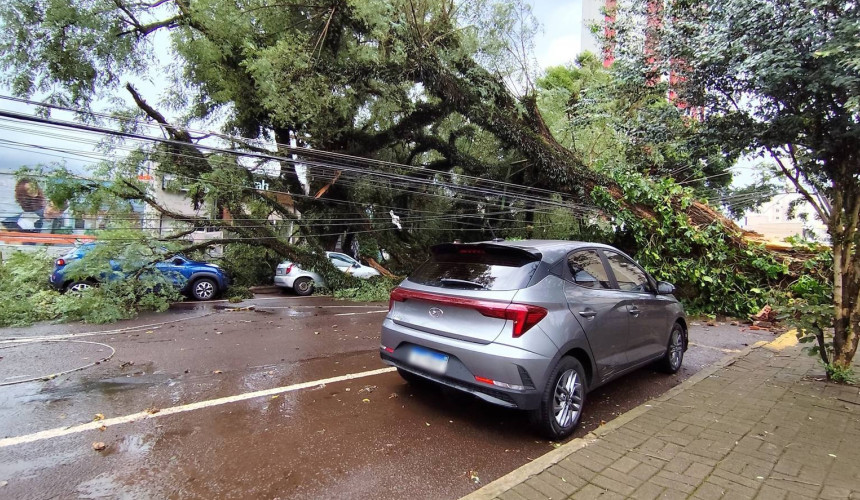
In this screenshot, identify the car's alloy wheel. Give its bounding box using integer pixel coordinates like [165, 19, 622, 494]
[553, 368, 584, 429]
[657, 323, 685, 374]
[192, 278, 217, 301]
[66, 281, 94, 294]
[293, 277, 314, 296]
[531, 356, 587, 440]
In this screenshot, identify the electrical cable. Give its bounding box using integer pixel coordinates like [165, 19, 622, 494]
[0, 94, 581, 200]
[0, 340, 116, 386]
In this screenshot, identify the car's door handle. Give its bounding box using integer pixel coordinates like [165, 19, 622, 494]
[628, 306, 641, 316]
[578, 309, 597, 319]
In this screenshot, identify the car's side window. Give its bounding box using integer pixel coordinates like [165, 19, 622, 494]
[604, 251, 652, 293]
[567, 250, 612, 289]
[330, 254, 353, 266]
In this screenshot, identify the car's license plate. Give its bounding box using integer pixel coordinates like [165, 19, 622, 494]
[407, 346, 449, 374]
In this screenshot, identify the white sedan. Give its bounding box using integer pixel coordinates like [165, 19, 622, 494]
[274, 252, 381, 295]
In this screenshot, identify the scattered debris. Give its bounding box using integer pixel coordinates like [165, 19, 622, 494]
[388, 393, 398, 399]
[98, 425, 107, 432]
[468, 470, 480, 484]
[119, 361, 134, 368]
[213, 370, 223, 374]
[92, 442, 106, 451]
[358, 385, 377, 394]
[362, 398, 371, 403]
[93, 414, 105, 422]
[145, 407, 160, 415]
[271, 395, 279, 400]
[750, 305, 776, 323]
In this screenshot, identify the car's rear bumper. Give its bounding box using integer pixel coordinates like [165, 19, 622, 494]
[48, 272, 64, 291]
[380, 318, 548, 410]
[274, 275, 297, 288]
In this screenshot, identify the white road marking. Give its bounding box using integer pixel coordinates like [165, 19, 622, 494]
[0, 367, 396, 448]
[333, 310, 389, 316]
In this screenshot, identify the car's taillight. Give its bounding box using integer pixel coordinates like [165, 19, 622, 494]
[389, 287, 407, 311]
[56, 259, 66, 266]
[387, 287, 547, 337]
[285, 264, 293, 274]
[480, 302, 548, 337]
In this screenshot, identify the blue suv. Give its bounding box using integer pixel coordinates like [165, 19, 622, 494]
[49, 243, 230, 301]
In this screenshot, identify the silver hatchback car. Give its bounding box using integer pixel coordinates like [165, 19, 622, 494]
[379, 240, 687, 439]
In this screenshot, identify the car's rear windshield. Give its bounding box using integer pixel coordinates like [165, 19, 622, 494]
[408, 245, 540, 291]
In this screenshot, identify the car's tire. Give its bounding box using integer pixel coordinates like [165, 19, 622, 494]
[530, 356, 587, 440]
[656, 322, 685, 374]
[397, 368, 427, 386]
[293, 277, 314, 296]
[191, 277, 218, 301]
[65, 280, 96, 294]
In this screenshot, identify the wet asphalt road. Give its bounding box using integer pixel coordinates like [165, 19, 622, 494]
[0, 294, 777, 499]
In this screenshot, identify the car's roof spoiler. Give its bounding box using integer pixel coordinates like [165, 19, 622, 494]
[430, 242, 542, 261]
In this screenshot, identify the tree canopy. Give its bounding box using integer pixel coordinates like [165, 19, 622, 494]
[0, 0, 817, 319]
[636, 0, 859, 374]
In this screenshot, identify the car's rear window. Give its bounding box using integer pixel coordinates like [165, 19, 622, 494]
[408, 245, 540, 291]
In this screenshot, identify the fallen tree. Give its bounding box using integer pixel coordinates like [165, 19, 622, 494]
[0, 0, 814, 317]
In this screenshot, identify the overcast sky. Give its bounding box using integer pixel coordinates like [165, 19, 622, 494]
[532, 0, 583, 69]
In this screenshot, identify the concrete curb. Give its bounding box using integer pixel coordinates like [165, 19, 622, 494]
[460, 330, 798, 500]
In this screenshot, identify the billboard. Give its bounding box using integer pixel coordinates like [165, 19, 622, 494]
[0, 170, 95, 247]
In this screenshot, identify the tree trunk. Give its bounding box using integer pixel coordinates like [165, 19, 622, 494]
[829, 185, 860, 374]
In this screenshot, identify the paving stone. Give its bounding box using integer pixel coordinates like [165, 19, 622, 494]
[511, 482, 546, 500]
[599, 466, 644, 489]
[629, 462, 660, 482]
[784, 492, 816, 500]
[563, 452, 609, 475]
[821, 485, 853, 500]
[692, 481, 726, 500]
[711, 466, 763, 490]
[684, 462, 714, 481]
[650, 472, 696, 494]
[557, 456, 602, 476]
[754, 484, 788, 500]
[497, 488, 529, 500]
[628, 482, 664, 500]
[535, 470, 578, 496]
[570, 483, 610, 500]
[587, 443, 624, 462]
[525, 476, 567, 499]
[544, 465, 588, 489]
[591, 472, 636, 496]
[705, 475, 758, 499]
[659, 488, 691, 500]
[608, 455, 640, 474]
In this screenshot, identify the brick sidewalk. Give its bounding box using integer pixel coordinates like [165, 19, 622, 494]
[465, 336, 860, 500]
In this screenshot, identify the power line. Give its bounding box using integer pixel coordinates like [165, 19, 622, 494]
[0, 115, 600, 215]
[0, 95, 586, 203]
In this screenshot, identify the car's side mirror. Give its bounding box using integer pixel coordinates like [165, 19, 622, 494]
[657, 281, 676, 295]
[352, 263, 360, 268]
[173, 258, 184, 265]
